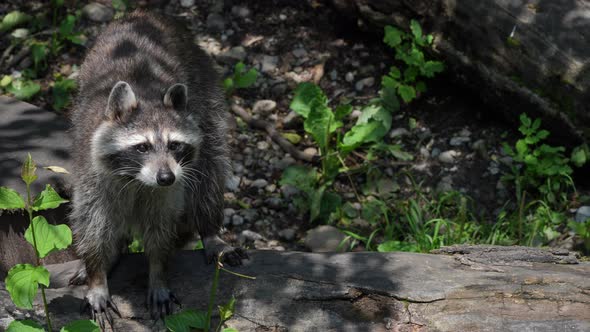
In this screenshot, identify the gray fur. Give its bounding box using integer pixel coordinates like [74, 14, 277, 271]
[69, 11, 245, 322]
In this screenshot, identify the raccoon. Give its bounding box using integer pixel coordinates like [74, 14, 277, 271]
[69, 11, 247, 326]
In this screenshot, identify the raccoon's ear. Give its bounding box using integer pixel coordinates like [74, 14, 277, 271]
[163, 83, 188, 111]
[106, 81, 137, 121]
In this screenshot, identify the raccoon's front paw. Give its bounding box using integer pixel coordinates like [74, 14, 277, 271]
[69, 266, 87, 285]
[82, 287, 121, 330]
[203, 235, 249, 266]
[147, 287, 181, 320]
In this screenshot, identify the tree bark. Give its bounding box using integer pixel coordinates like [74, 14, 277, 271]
[1, 246, 588, 331]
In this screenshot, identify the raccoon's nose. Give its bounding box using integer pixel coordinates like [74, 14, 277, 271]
[156, 170, 175, 186]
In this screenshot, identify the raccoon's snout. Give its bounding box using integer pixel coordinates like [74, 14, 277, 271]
[157, 169, 175, 186]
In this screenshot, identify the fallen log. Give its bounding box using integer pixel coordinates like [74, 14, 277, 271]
[1, 246, 588, 331]
[331, 0, 590, 143]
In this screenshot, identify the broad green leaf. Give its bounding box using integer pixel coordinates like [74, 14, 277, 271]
[515, 139, 528, 157]
[361, 199, 387, 225]
[416, 81, 427, 93]
[388, 66, 401, 79]
[164, 309, 207, 332]
[304, 99, 334, 151]
[59, 15, 76, 37]
[386, 144, 414, 161]
[234, 68, 258, 89]
[536, 129, 550, 141]
[32, 184, 68, 211]
[5, 264, 50, 309]
[282, 132, 302, 144]
[342, 121, 384, 148]
[520, 113, 531, 127]
[342, 202, 359, 218]
[280, 165, 317, 193]
[7, 80, 41, 101]
[290, 82, 327, 118]
[1, 75, 13, 87]
[0, 187, 25, 209]
[334, 104, 352, 121]
[421, 61, 444, 77]
[21, 153, 37, 185]
[52, 78, 77, 111]
[218, 296, 236, 322]
[571, 146, 588, 167]
[309, 186, 326, 221]
[397, 84, 416, 103]
[318, 191, 341, 222]
[383, 25, 403, 48]
[357, 104, 391, 128]
[60, 320, 100, 332]
[223, 77, 234, 92]
[379, 85, 400, 113]
[30, 42, 47, 72]
[0, 11, 31, 32]
[24, 216, 72, 258]
[410, 20, 422, 41]
[7, 319, 45, 332]
[222, 329, 238, 332]
[403, 66, 418, 82]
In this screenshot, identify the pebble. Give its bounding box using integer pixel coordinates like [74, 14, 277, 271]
[355, 77, 375, 91]
[266, 197, 282, 209]
[241, 209, 259, 222]
[279, 14, 287, 20]
[253, 100, 277, 114]
[281, 185, 299, 199]
[225, 175, 241, 192]
[459, 128, 472, 137]
[345, 72, 355, 82]
[439, 150, 459, 164]
[251, 179, 269, 188]
[257, 141, 270, 150]
[261, 55, 279, 73]
[217, 46, 246, 63]
[329, 70, 338, 80]
[436, 176, 454, 192]
[449, 136, 471, 146]
[575, 206, 590, 223]
[232, 214, 244, 226]
[180, 0, 195, 7]
[206, 13, 225, 31]
[431, 147, 441, 158]
[303, 147, 318, 156]
[240, 230, 264, 242]
[231, 5, 250, 17]
[271, 82, 288, 95]
[471, 139, 486, 152]
[82, 3, 114, 22]
[292, 48, 308, 58]
[304, 225, 349, 252]
[389, 127, 409, 139]
[278, 228, 296, 241]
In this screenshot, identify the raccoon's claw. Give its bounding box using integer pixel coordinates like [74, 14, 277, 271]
[147, 287, 181, 320]
[69, 266, 88, 285]
[82, 288, 120, 331]
[203, 236, 249, 267]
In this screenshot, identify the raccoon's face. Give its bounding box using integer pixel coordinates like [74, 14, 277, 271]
[91, 81, 201, 188]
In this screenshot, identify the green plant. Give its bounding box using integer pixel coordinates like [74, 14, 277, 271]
[382, 20, 444, 103]
[51, 75, 77, 111]
[164, 254, 253, 332]
[502, 113, 578, 208]
[1, 154, 98, 332]
[1, 75, 41, 101]
[223, 62, 258, 95]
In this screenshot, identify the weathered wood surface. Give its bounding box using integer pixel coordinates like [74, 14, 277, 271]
[1, 247, 588, 331]
[332, 0, 590, 142]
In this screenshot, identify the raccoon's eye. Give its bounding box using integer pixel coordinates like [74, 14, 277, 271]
[168, 141, 181, 151]
[135, 143, 150, 153]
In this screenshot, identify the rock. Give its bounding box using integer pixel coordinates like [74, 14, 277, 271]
[449, 136, 471, 146]
[256, 141, 270, 150]
[206, 13, 225, 31]
[278, 228, 296, 241]
[439, 150, 459, 164]
[329, 69, 338, 80]
[281, 184, 299, 199]
[11, 28, 29, 39]
[459, 128, 472, 137]
[82, 3, 114, 22]
[355, 77, 375, 91]
[240, 230, 264, 242]
[251, 179, 269, 188]
[437, 176, 454, 193]
[304, 225, 349, 252]
[303, 147, 318, 156]
[241, 209, 258, 222]
[345, 71, 355, 82]
[575, 206, 590, 223]
[389, 127, 409, 139]
[217, 46, 247, 64]
[471, 139, 486, 156]
[271, 82, 288, 95]
[179, 0, 195, 8]
[252, 100, 277, 114]
[225, 175, 241, 192]
[292, 48, 308, 58]
[261, 55, 279, 73]
[232, 214, 244, 226]
[231, 5, 250, 17]
[266, 197, 282, 209]
[223, 208, 236, 217]
[350, 109, 362, 119]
